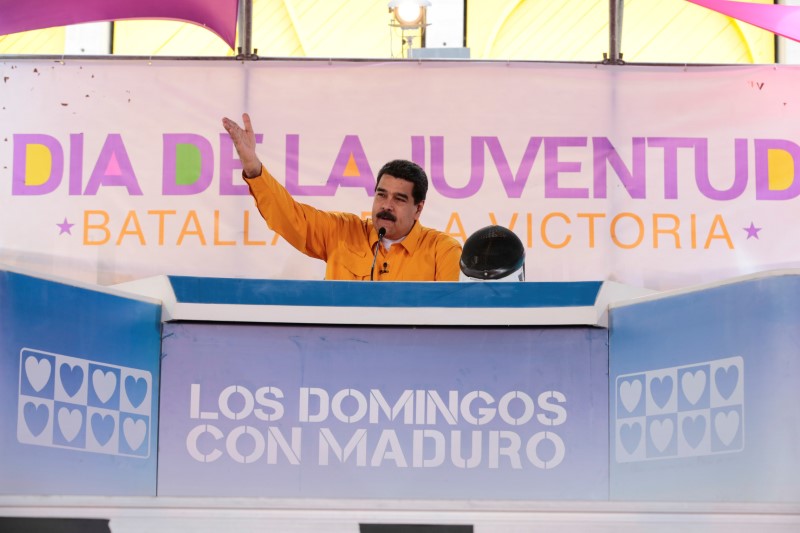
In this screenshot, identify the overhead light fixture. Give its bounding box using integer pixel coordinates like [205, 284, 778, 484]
[388, 0, 431, 29]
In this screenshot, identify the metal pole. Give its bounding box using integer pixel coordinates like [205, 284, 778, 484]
[463, 0, 468, 48]
[238, 0, 254, 58]
[608, 0, 624, 63]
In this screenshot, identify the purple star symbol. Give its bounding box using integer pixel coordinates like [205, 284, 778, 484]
[743, 222, 762, 240]
[57, 217, 74, 235]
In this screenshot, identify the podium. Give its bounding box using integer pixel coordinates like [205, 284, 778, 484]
[116, 275, 639, 500]
[2, 267, 799, 531]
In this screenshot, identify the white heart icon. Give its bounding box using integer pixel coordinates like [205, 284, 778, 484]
[619, 379, 642, 413]
[681, 370, 706, 405]
[25, 356, 51, 392]
[123, 418, 147, 451]
[57, 407, 83, 442]
[649, 418, 674, 452]
[714, 410, 740, 446]
[92, 369, 117, 404]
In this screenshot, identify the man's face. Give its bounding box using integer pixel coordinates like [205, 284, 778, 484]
[372, 174, 424, 241]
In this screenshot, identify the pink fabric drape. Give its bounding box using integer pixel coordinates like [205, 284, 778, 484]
[686, 0, 800, 43]
[0, 0, 239, 48]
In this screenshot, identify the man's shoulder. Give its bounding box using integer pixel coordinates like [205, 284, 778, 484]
[329, 211, 369, 226]
[418, 224, 462, 250]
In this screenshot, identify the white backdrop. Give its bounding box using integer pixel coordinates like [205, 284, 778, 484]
[1, 59, 799, 290]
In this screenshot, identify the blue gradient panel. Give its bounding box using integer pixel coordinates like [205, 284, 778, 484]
[158, 323, 609, 499]
[609, 274, 800, 502]
[0, 271, 161, 496]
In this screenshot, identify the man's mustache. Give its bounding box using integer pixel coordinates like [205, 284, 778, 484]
[376, 211, 396, 222]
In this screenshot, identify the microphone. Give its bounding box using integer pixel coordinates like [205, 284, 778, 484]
[370, 227, 386, 281]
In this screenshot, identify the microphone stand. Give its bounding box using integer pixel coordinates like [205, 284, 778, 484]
[370, 227, 386, 281]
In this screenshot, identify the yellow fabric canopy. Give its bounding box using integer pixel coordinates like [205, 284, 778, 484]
[0, 0, 776, 64]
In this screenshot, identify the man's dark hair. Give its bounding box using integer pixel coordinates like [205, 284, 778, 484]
[376, 159, 428, 204]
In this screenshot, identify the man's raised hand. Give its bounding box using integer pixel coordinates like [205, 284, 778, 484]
[222, 113, 262, 178]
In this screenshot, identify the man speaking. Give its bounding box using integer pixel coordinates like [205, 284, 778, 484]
[223, 113, 462, 281]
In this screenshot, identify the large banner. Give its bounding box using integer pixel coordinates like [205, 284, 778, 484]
[158, 323, 609, 499]
[1, 59, 799, 289]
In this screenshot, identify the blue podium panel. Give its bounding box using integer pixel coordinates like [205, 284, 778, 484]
[150, 277, 616, 326]
[609, 273, 800, 503]
[0, 269, 161, 496]
[158, 322, 609, 500]
[167, 277, 604, 308]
